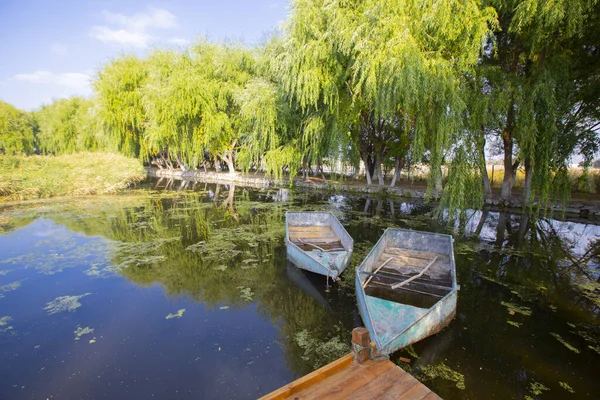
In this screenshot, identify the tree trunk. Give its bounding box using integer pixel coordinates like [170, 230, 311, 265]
[481, 165, 492, 196]
[361, 153, 373, 185]
[390, 158, 401, 188]
[226, 155, 235, 174]
[375, 152, 384, 186]
[522, 158, 533, 205]
[365, 168, 372, 185]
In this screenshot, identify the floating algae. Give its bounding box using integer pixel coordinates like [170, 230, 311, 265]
[0, 239, 112, 275]
[550, 333, 580, 353]
[44, 293, 91, 314]
[165, 309, 185, 319]
[0, 316, 14, 333]
[404, 345, 420, 359]
[0, 279, 26, 298]
[588, 345, 600, 355]
[507, 320, 522, 328]
[89, 339, 97, 344]
[559, 381, 575, 393]
[295, 329, 350, 370]
[500, 301, 532, 316]
[528, 381, 549, 396]
[74, 326, 94, 341]
[420, 362, 466, 390]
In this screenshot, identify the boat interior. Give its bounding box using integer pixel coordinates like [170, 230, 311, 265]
[288, 225, 345, 252]
[361, 247, 453, 309]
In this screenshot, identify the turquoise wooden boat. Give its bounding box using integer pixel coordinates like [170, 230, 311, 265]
[355, 228, 458, 355]
[286, 212, 353, 280]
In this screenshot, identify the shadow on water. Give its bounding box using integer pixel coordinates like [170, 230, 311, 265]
[0, 177, 598, 399]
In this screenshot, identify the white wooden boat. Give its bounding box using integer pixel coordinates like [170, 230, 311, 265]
[285, 212, 353, 280]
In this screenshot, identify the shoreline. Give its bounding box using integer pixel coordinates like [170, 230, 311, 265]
[147, 168, 600, 219]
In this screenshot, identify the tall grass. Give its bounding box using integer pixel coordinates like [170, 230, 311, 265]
[0, 152, 146, 202]
[485, 166, 600, 194]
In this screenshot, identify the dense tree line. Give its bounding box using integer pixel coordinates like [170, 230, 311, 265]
[1, 0, 598, 210]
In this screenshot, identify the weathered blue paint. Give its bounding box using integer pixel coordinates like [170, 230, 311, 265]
[286, 212, 353, 279]
[355, 228, 458, 355]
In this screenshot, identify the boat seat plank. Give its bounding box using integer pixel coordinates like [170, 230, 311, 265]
[288, 225, 331, 232]
[290, 231, 338, 239]
[289, 226, 337, 235]
[377, 253, 450, 282]
[290, 237, 341, 244]
[386, 247, 448, 261]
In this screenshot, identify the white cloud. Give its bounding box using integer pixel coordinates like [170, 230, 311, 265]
[90, 26, 151, 47]
[13, 71, 91, 90]
[90, 7, 178, 48]
[50, 43, 68, 56]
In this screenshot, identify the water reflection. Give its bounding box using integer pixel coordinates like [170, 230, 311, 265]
[0, 180, 598, 400]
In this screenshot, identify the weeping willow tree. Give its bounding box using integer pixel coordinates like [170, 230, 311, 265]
[187, 41, 257, 173]
[35, 97, 103, 155]
[94, 55, 148, 159]
[475, 0, 600, 206]
[0, 101, 36, 155]
[277, 0, 497, 191]
[142, 50, 213, 170]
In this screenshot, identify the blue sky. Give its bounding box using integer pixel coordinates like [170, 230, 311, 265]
[0, 0, 289, 110]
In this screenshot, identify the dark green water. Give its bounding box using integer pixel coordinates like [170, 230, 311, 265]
[0, 179, 598, 399]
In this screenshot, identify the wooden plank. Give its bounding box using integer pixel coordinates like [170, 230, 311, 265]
[294, 362, 373, 399]
[348, 368, 417, 400]
[302, 360, 396, 400]
[288, 226, 331, 232]
[290, 236, 340, 243]
[259, 354, 354, 400]
[386, 247, 448, 261]
[289, 232, 338, 240]
[288, 227, 336, 235]
[379, 373, 422, 400]
[397, 380, 432, 400]
[345, 364, 408, 400]
[422, 391, 443, 400]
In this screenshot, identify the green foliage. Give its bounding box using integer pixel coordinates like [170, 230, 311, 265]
[0, 101, 36, 155]
[278, 0, 497, 190]
[473, 0, 600, 206]
[2, 0, 598, 212]
[36, 97, 104, 155]
[94, 55, 148, 158]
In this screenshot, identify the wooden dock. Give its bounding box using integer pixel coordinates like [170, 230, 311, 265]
[260, 328, 442, 400]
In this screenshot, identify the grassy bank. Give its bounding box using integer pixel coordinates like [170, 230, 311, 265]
[0, 152, 146, 202]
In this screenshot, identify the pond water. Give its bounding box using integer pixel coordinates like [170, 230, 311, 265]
[0, 179, 599, 399]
